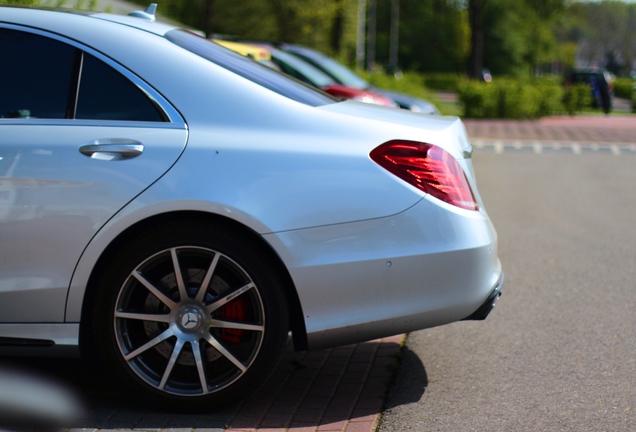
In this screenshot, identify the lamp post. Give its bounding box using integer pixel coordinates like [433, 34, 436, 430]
[356, 0, 366, 70]
[366, 0, 377, 71]
[389, 0, 400, 74]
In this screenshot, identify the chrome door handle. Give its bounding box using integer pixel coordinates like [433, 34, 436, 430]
[79, 139, 144, 160]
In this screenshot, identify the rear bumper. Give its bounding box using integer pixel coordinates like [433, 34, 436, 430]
[462, 272, 504, 321]
[267, 196, 502, 350]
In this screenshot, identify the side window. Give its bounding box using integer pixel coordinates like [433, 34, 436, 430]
[0, 28, 75, 119]
[76, 54, 165, 122]
[0, 27, 165, 122]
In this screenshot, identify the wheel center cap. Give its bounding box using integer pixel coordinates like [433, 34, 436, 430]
[177, 307, 204, 332]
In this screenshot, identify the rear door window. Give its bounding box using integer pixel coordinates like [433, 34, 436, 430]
[0, 28, 74, 119]
[75, 53, 164, 121]
[0, 27, 165, 122]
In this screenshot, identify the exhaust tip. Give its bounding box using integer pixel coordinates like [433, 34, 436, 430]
[462, 275, 503, 321]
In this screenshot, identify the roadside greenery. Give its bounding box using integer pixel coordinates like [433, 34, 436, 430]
[355, 71, 607, 118]
[457, 79, 559, 119]
[613, 78, 634, 100]
[0, 0, 97, 7]
[4, 0, 633, 118]
[562, 84, 593, 116]
[357, 70, 436, 104]
[421, 74, 466, 93]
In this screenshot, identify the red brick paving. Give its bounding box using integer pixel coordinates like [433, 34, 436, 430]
[224, 335, 404, 432]
[464, 115, 636, 143]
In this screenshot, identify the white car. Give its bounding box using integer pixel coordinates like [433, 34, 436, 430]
[0, 4, 502, 410]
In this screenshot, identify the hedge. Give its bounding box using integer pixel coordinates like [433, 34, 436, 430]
[612, 78, 634, 99]
[562, 83, 593, 115]
[421, 73, 466, 92]
[457, 79, 565, 119]
[358, 70, 434, 102]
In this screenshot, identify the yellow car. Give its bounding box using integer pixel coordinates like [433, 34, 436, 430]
[213, 39, 278, 70]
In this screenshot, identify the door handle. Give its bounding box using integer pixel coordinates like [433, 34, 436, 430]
[79, 139, 144, 160]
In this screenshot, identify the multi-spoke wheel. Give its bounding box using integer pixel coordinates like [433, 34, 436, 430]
[91, 222, 289, 410]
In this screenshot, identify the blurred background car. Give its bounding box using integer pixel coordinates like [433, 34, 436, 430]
[272, 43, 440, 115]
[213, 39, 278, 70]
[223, 41, 398, 107]
[565, 67, 613, 113]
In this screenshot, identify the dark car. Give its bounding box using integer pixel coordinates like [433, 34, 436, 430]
[565, 67, 613, 114]
[251, 44, 398, 107]
[276, 43, 440, 115]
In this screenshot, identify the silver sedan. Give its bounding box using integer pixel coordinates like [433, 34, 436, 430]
[0, 4, 502, 411]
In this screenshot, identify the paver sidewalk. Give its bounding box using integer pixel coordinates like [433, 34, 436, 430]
[224, 335, 404, 432]
[464, 115, 636, 143]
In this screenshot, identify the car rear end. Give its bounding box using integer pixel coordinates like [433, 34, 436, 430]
[262, 101, 503, 349]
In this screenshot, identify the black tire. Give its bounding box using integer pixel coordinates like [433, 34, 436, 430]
[90, 220, 289, 411]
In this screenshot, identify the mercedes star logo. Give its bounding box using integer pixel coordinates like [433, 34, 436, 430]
[181, 311, 199, 329]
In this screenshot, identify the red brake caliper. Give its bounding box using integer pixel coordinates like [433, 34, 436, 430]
[220, 298, 246, 344]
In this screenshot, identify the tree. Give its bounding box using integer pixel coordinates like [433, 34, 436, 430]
[377, 0, 468, 73]
[480, 0, 526, 76]
[330, 0, 346, 53]
[467, 0, 487, 79]
[522, 0, 565, 74]
[565, 1, 636, 76]
[478, 0, 565, 77]
[0, 0, 41, 4]
[0, 0, 95, 6]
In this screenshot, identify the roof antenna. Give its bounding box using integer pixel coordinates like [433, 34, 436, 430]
[128, 3, 158, 22]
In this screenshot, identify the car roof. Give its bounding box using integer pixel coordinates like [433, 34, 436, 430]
[570, 67, 607, 74]
[0, 4, 178, 37]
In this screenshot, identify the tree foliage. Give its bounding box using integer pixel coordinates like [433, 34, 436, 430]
[0, 0, 96, 8]
[4, 0, 634, 78]
[0, 0, 41, 4]
[387, 0, 469, 74]
[125, 0, 358, 59]
[479, 0, 565, 77]
[562, 1, 636, 76]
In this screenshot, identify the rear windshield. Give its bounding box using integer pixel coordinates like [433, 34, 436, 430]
[165, 30, 336, 107]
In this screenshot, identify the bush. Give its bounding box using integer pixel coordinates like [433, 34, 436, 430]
[613, 78, 634, 99]
[632, 92, 636, 113]
[534, 81, 564, 117]
[421, 73, 466, 92]
[457, 79, 563, 119]
[457, 81, 498, 118]
[358, 70, 434, 101]
[563, 83, 592, 115]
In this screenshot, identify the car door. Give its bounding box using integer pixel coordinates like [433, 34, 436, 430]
[0, 27, 188, 322]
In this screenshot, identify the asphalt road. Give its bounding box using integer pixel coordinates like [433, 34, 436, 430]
[378, 150, 636, 431]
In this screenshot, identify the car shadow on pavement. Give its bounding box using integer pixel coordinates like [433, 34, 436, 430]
[0, 356, 237, 430]
[380, 346, 428, 410]
[225, 335, 404, 431]
[1, 335, 406, 431]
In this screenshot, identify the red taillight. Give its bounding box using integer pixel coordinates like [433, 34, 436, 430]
[370, 140, 478, 211]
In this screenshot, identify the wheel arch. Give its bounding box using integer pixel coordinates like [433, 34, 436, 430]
[79, 210, 308, 356]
